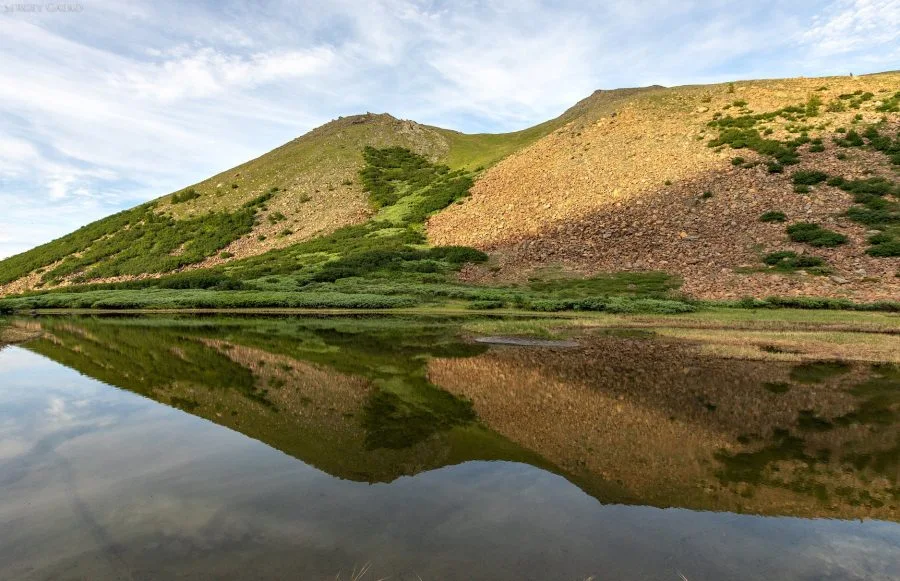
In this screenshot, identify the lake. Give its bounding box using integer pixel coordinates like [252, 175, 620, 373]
[0, 315, 897, 580]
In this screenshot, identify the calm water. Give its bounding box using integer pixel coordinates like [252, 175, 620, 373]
[0, 315, 898, 580]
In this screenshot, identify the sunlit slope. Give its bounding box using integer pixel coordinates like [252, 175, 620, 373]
[429, 72, 900, 301]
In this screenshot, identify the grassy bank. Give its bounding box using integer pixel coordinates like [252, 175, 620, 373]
[2, 279, 898, 314]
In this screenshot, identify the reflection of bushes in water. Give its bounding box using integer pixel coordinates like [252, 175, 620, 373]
[177, 317, 486, 449]
[835, 363, 900, 428]
[24, 320, 276, 409]
[362, 383, 476, 450]
[715, 429, 811, 485]
[169, 396, 200, 412]
[797, 409, 834, 432]
[789, 360, 851, 383]
[763, 381, 791, 394]
[717, 363, 899, 503]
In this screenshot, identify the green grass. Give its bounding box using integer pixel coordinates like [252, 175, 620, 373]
[436, 120, 563, 170]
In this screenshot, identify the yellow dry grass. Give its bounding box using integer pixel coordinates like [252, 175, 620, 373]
[652, 327, 900, 363]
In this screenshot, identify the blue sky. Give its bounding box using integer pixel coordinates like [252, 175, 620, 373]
[1, 0, 898, 258]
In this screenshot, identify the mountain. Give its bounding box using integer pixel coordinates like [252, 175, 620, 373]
[0, 72, 898, 303]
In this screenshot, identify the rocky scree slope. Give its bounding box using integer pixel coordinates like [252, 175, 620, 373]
[430, 73, 900, 301]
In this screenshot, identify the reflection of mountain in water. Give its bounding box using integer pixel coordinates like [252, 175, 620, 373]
[432, 334, 899, 521]
[20, 316, 899, 521]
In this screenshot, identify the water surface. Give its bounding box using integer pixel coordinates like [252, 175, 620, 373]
[0, 315, 898, 580]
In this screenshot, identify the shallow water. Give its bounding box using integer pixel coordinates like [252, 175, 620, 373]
[0, 315, 898, 580]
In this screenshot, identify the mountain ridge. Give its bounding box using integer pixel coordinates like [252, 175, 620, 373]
[1, 72, 898, 304]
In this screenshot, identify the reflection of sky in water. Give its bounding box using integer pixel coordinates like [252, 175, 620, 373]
[1, 346, 898, 581]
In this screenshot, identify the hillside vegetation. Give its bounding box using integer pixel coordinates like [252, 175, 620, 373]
[0, 73, 898, 308]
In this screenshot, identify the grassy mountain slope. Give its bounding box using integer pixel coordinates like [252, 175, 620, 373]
[0, 87, 660, 297]
[429, 72, 900, 301]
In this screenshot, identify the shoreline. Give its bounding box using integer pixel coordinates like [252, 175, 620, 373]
[4, 305, 897, 335]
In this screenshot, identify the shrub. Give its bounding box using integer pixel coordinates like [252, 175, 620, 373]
[875, 91, 900, 112]
[833, 176, 896, 197]
[792, 170, 828, 185]
[731, 157, 745, 166]
[834, 130, 864, 147]
[243, 192, 274, 208]
[867, 240, 900, 257]
[763, 250, 826, 271]
[786, 223, 847, 247]
[805, 94, 822, 116]
[794, 184, 810, 194]
[171, 188, 200, 204]
[268, 212, 286, 224]
[38, 207, 256, 283]
[760, 211, 787, 222]
[426, 246, 488, 264]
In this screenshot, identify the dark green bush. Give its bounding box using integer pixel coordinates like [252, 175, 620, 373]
[243, 192, 275, 208]
[425, 246, 488, 264]
[786, 223, 847, 247]
[867, 240, 900, 257]
[834, 130, 864, 147]
[760, 211, 787, 222]
[763, 251, 826, 271]
[792, 170, 828, 185]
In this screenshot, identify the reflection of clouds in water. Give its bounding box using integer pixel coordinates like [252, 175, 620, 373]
[0, 437, 29, 460]
[794, 529, 900, 581]
[2, 342, 899, 580]
[46, 396, 74, 423]
[0, 346, 51, 374]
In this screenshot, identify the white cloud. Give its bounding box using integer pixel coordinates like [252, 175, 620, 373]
[801, 0, 900, 57]
[110, 46, 337, 102]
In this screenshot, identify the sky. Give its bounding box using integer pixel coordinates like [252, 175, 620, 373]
[1, 0, 898, 259]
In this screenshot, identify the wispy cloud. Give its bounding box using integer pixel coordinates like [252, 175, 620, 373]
[0, 0, 897, 257]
